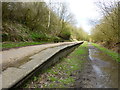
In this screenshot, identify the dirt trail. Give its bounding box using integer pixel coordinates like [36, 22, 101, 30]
[21, 42, 118, 88]
[0, 42, 79, 71]
[76, 43, 118, 88]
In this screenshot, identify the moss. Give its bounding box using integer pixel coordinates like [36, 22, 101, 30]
[2, 42, 49, 50]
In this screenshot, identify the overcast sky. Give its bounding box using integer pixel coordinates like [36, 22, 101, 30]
[45, 0, 103, 34]
[66, 0, 102, 34]
[13, 0, 115, 35]
[45, 0, 117, 35]
[3, 0, 101, 35]
[66, 0, 118, 34]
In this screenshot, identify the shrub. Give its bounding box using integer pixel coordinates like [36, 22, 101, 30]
[59, 30, 71, 40]
[30, 32, 49, 41]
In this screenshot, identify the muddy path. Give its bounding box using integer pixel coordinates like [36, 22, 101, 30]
[76, 43, 118, 88]
[22, 42, 119, 88]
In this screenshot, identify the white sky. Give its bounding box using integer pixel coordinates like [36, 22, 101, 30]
[45, 0, 102, 34]
[2, 0, 117, 34]
[3, 0, 102, 35]
[65, 0, 117, 34]
[2, 0, 117, 35]
[45, 0, 117, 35]
[66, 0, 101, 34]
[44, 0, 102, 34]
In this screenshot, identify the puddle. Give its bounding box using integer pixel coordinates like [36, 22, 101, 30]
[92, 65, 102, 75]
[88, 44, 118, 88]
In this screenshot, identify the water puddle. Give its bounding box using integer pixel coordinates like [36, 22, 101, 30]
[88, 44, 118, 88]
[92, 65, 102, 75]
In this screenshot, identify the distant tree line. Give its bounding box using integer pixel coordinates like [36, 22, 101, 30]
[91, 1, 120, 52]
[2, 2, 89, 42]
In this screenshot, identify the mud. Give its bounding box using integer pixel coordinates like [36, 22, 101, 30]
[75, 43, 118, 88]
[21, 43, 119, 88]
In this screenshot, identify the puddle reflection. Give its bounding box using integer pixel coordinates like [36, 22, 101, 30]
[89, 44, 118, 88]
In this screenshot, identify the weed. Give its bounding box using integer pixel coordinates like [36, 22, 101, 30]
[33, 76, 37, 81]
[48, 77, 58, 82]
[58, 77, 75, 85]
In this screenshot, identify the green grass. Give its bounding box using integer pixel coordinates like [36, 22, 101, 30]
[23, 41, 88, 88]
[92, 43, 120, 62]
[2, 41, 51, 50]
[58, 77, 75, 85]
[48, 77, 58, 82]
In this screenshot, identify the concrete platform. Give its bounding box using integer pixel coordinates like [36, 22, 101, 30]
[1, 42, 78, 71]
[0, 41, 83, 89]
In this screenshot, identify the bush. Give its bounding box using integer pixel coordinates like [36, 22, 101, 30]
[30, 33, 49, 41]
[59, 30, 71, 40]
[2, 22, 31, 42]
[47, 36, 63, 43]
[52, 37, 62, 43]
[2, 32, 9, 42]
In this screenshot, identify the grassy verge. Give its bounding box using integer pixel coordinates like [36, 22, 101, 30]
[2, 41, 51, 50]
[22, 42, 88, 88]
[92, 43, 120, 62]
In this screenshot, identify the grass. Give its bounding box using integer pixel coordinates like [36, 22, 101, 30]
[2, 41, 51, 50]
[58, 77, 75, 85]
[92, 43, 120, 62]
[23, 41, 88, 88]
[48, 77, 58, 82]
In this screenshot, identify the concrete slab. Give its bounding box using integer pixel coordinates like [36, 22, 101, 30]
[1, 42, 78, 71]
[0, 41, 83, 89]
[2, 67, 27, 88]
